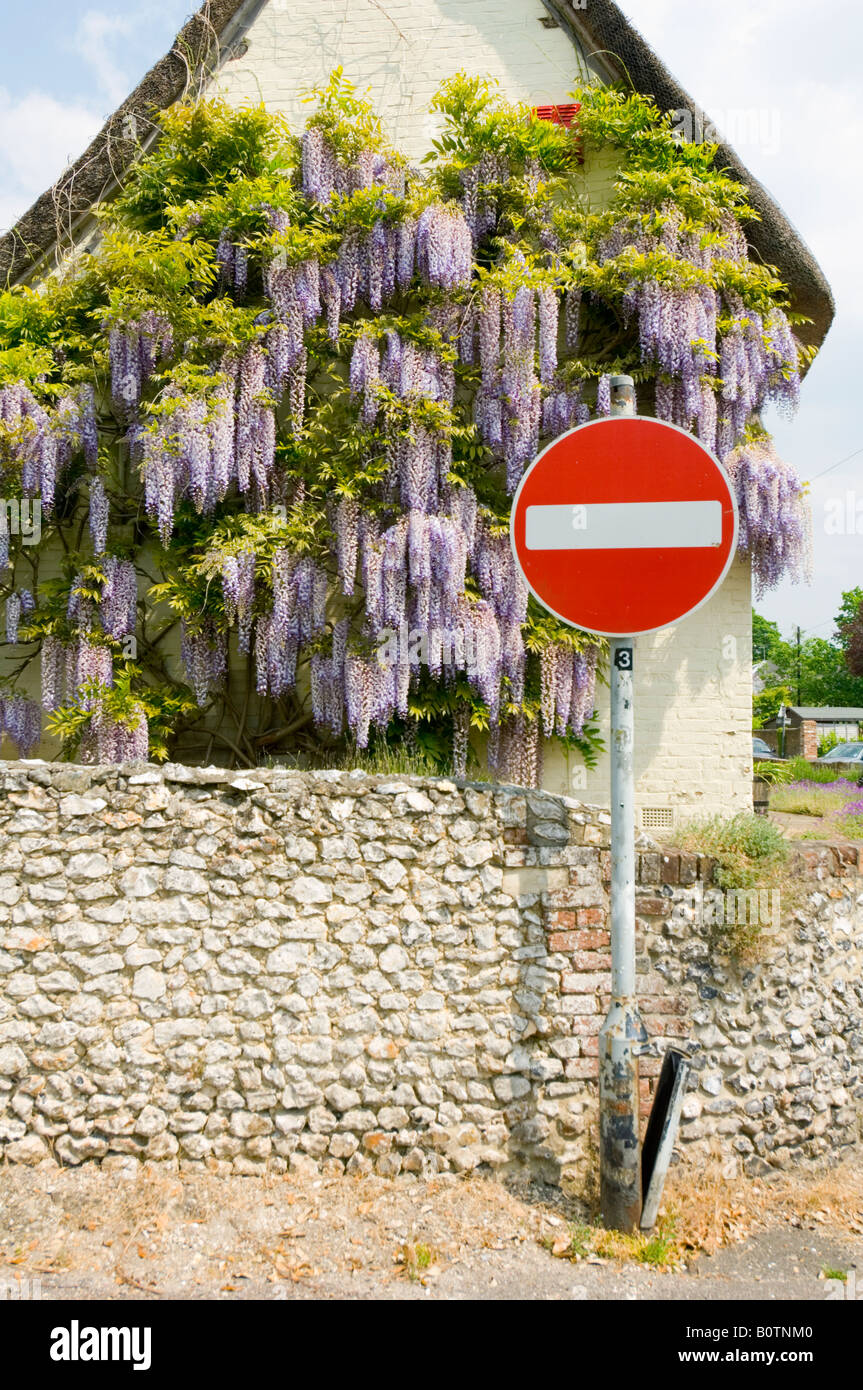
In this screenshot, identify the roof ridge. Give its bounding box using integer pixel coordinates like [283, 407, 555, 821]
[0, 0, 248, 286]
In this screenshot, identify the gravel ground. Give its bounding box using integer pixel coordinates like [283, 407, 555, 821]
[1, 1162, 861, 1301]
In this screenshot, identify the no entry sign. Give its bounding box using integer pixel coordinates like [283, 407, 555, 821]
[510, 416, 738, 636]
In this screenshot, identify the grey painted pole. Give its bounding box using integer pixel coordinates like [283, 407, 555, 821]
[598, 375, 645, 1232]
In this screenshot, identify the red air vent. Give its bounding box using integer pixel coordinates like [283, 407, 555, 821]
[533, 101, 581, 128]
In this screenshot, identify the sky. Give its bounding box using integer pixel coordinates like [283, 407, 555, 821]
[0, 0, 859, 645]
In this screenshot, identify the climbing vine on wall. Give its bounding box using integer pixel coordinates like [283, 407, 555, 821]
[0, 73, 813, 780]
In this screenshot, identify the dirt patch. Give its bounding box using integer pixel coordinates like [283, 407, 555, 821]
[0, 1159, 860, 1301]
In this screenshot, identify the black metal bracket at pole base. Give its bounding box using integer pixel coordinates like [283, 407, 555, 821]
[640, 1047, 692, 1230]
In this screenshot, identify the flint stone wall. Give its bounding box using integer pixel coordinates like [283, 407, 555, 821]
[0, 762, 860, 1184]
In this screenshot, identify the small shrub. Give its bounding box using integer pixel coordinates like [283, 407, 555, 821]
[676, 812, 788, 892]
[674, 813, 791, 958]
[753, 760, 794, 785]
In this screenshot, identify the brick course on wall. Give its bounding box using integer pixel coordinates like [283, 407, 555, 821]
[0, 764, 860, 1185]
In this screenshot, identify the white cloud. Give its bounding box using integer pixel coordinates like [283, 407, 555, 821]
[0, 88, 102, 233]
[72, 10, 141, 107]
[71, 3, 191, 107]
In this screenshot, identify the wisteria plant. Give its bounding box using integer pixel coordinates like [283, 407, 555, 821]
[0, 73, 814, 781]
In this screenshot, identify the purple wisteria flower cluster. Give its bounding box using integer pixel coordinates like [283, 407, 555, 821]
[180, 620, 227, 707]
[0, 693, 41, 757]
[723, 437, 813, 596]
[138, 366, 246, 543]
[598, 202, 808, 591]
[255, 551, 328, 701]
[40, 632, 113, 717]
[108, 311, 173, 419]
[0, 379, 96, 515]
[0, 98, 816, 780]
[79, 705, 149, 765]
[488, 712, 543, 789]
[5, 588, 34, 645]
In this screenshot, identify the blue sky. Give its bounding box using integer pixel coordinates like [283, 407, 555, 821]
[0, 0, 859, 644]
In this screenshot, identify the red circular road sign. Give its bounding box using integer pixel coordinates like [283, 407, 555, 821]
[510, 416, 739, 637]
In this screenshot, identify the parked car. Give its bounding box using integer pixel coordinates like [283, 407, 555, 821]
[816, 741, 863, 765]
[753, 736, 784, 761]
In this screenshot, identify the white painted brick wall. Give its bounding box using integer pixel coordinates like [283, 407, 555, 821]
[544, 557, 753, 817]
[212, 0, 599, 158]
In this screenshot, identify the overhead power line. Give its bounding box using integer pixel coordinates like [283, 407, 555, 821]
[806, 444, 863, 483]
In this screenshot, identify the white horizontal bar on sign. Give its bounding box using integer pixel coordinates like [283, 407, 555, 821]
[524, 500, 723, 550]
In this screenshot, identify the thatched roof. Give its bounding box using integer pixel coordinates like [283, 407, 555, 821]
[0, 0, 834, 349]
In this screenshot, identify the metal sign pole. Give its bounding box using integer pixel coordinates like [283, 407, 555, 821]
[599, 376, 645, 1232]
[509, 378, 738, 1231]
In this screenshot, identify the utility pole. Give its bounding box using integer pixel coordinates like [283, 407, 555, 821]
[796, 625, 802, 705]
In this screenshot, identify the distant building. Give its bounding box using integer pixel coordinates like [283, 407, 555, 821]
[761, 706, 863, 758]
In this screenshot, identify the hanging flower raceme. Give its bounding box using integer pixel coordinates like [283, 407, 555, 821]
[344, 649, 403, 749]
[180, 620, 227, 706]
[333, 497, 360, 596]
[540, 642, 600, 738]
[310, 618, 348, 737]
[5, 588, 34, 645]
[72, 639, 113, 700]
[255, 551, 327, 699]
[452, 704, 470, 778]
[216, 230, 248, 297]
[600, 203, 800, 453]
[349, 329, 381, 425]
[472, 272, 542, 492]
[139, 369, 237, 542]
[301, 126, 336, 204]
[82, 705, 149, 764]
[108, 310, 173, 419]
[0, 693, 41, 757]
[89, 476, 109, 554]
[416, 203, 473, 291]
[459, 151, 507, 244]
[100, 557, 137, 640]
[41, 635, 66, 711]
[487, 712, 543, 789]
[5, 592, 20, 645]
[221, 549, 256, 652]
[235, 344, 277, 497]
[0, 379, 95, 514]
[263, 253, 319, 432]
[472, 521, 529, 626]
[723, 437, 813, 595]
